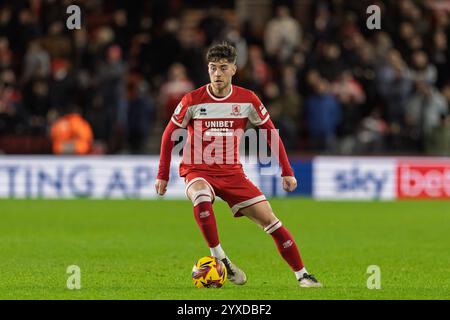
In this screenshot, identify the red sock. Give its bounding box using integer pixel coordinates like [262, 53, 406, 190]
[267, 222, 304, 272]
[193, 200, 220, 248]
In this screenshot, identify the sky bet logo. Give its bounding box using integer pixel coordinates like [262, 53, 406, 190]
[334, 167, 388, 199]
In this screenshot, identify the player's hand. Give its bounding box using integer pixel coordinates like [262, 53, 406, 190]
[282, 176, 297, 192]
[155, 179, 168, 196]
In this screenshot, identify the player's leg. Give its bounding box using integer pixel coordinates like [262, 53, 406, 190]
[240, 201, 322, 288]
[186, 179, 222, 256]
[186, 178, 247, 285]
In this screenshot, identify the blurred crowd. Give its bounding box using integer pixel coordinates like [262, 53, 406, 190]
[0, 0, 449, 156]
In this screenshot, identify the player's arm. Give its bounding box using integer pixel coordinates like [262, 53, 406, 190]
[249, 92, 296, 192]
[155, 96, 192, 196]
[258, 118, 297, 192]
[155, 120, 178, 195]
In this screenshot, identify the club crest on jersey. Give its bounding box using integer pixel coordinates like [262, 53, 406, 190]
[231, 104, 241, 116]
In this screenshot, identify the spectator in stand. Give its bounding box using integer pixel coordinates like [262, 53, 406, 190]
[49, 58, 77, 116]
[262, 73, 300, 151]
[264, 5, 302, 64]
[409, 51, 437, 85]
[399, 0, 429, 35]
[0, 70, 26, 134]
[442, 82, 450, 107]
[372, 32, 394, 63]
[353, 43, 377, 117]
[429, 30, 450, 88]
[331, 70, 366, 136]
[158, 63, 194, 122]
[0, 37, 13, 71]
[433, 85, 450, 157]
[225, 27, 248, 71]
[0, 6, 13, 39]
[394, 8, 427, 55]
[240, 45, 270, 93]
[23, 73, 50, 134]
[50, 105, 93, 155]
[341, 31, 367, 71]
[404, 81, 448, 150]
[40, 21, 71, 59]
[355, 109, 388, 154]
[305, 74, 341, 153]
[112, 9, 131, 57]
[396, 21, 416, 57]
[198, 6, 227, 46]
[376, 49, 412, 128]
[21, 39, 51, 134]
[311, 1, 333, 41]
[22, 39, 50, 83]
[279, 65, 302, 150]
[314, 42, 346, 82]
[96, 44, 128, 153]
[16, 8, 42, 57]
[127, 72, 155, 154]
[72, 28, 90, 71]
[179, 20, 209, 87]
[146, 17, 183, 80]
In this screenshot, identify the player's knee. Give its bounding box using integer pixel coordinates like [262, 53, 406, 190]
[187, 180, 209, 197]
[190, 188, 213, 206]
[263, 218, 283, 234]
[254, 210, 279, 231]
[188, 181, 209, 193]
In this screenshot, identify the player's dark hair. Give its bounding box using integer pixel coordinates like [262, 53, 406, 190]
[206, 42, 237, 64]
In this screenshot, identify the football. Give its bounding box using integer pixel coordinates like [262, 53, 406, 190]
[192, 256, 227, 288]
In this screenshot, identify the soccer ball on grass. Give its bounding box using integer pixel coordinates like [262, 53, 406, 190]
[192, 256, 227, 288]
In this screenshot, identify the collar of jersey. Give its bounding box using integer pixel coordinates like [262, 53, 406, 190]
[206, 84, 233, 101]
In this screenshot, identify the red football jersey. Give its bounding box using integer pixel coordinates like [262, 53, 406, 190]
[171, 84, 270, 177]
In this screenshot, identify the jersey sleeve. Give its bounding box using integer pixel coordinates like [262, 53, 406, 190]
[259, 118, 294, 177]
[171, 94, 192, 128]
[248, 91, 270, 126]
[157, 120, 179, 181]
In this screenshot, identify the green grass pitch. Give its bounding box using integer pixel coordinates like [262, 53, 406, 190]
[0, 198, 449, 300]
